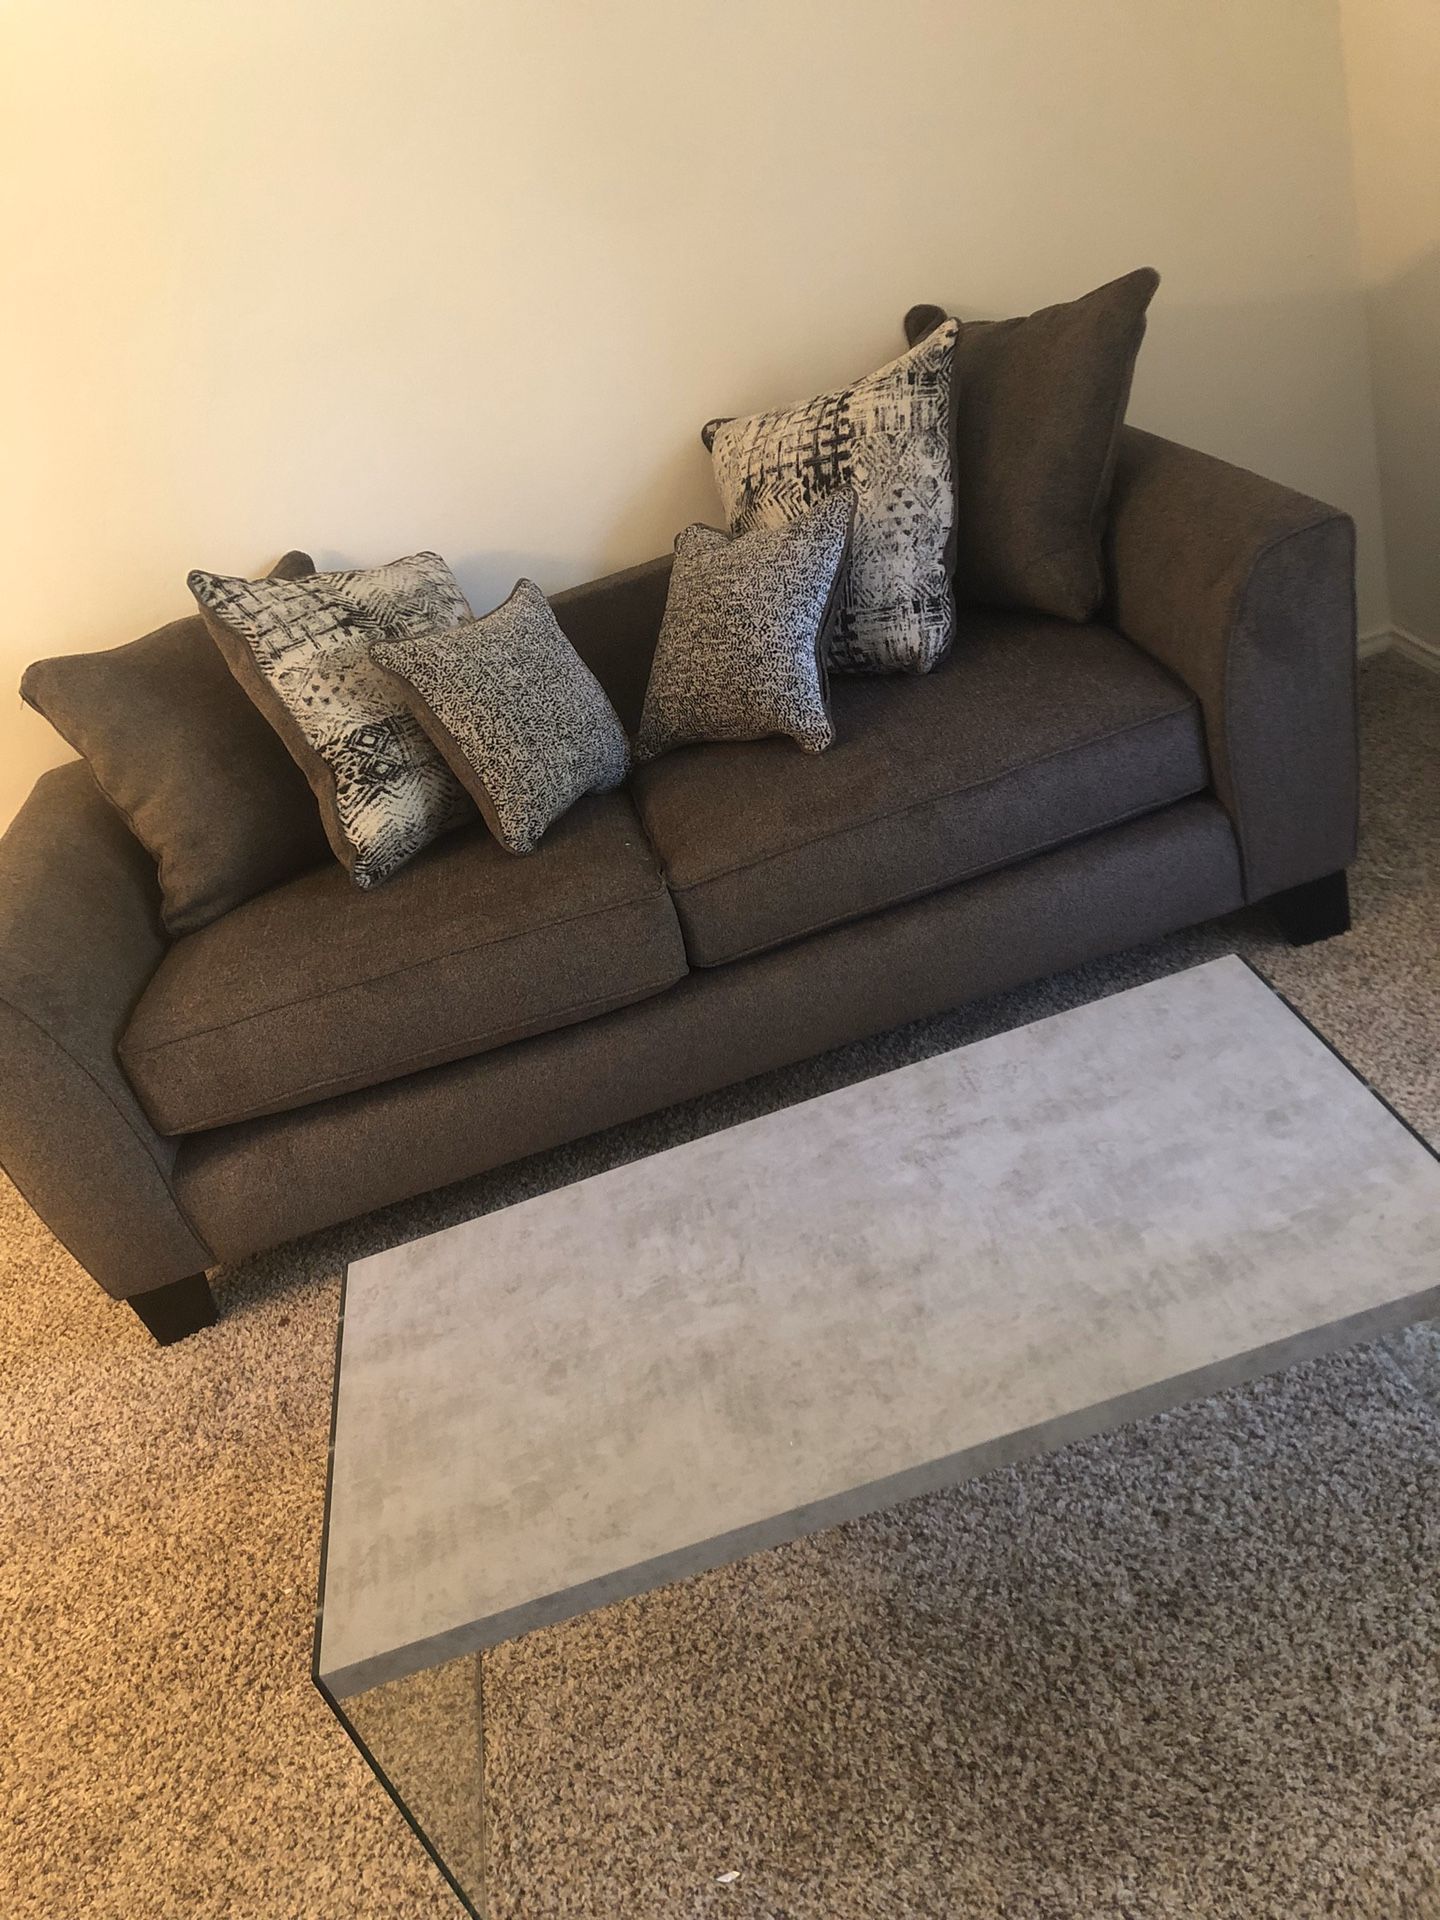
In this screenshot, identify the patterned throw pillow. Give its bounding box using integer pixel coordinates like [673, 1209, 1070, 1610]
[636, 491, 854, 762]
[372, 580, 631, 856]
[189, 552, 474, 888]
[702, 321, 959, 676]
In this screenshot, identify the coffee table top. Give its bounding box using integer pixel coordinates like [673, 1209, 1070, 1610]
[316, 957, 1440, 1700]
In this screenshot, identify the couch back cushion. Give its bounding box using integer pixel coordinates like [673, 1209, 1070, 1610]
[549, 556, 674, 736]
[905, 268, 1158, 623]
[21, 551, 331, 937]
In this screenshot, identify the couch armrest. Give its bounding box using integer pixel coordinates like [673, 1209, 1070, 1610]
[1106, 426, 1358, 902]
[550, 554, 673, 738]
[0, 762, 212, 1299]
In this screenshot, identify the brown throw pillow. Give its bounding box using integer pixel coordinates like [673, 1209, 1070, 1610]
[20, 552, 332, 937]
[904, 268, 1158, 621]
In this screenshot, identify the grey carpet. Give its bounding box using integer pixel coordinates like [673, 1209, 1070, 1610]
[2, 654, 1437, 1919]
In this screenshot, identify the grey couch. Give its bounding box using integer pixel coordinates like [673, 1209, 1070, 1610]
[0, 427, 1358, 1342]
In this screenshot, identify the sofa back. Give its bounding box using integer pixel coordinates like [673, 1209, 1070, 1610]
[549, 556, 673, 735]
[546, 429, 1151, 729]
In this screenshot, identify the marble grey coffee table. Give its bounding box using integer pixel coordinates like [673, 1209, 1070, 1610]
[313, 955, 1440, 1915]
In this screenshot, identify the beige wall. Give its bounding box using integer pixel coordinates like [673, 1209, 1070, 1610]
[1, 0, 1389, 827]
[1341, 0, 1440, 646]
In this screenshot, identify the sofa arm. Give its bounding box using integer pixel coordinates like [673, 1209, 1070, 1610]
[1106, 426, 1358, 903]
[0, 762, 212, 1300]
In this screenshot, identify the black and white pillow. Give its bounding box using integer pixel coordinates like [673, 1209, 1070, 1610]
[703, 321, 959, 676]
[636, 490, 854, 761]
[373, 580, 631, 855]
[189, 552, 474, 888]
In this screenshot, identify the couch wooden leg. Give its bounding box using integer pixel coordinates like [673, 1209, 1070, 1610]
[1270, 870, 1351, 946]
[127, 1273, 218, 1345]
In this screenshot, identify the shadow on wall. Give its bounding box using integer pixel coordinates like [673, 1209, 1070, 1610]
[1363, 244, 1440, 647]
[561, 281, 1391, 630]
[1121, 286, 1385, 616]
[437, 278, 1390, 620]
[592, 437, 716, 586]
[312, 441, 715, 620]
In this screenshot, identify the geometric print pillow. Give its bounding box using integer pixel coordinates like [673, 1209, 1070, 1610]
[702, 320, 960, 676]
[189, 552, 475, 889]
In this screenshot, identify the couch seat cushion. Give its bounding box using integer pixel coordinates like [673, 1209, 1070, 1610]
[121, 792, 687, 1134]
[630, 609, 1208, 968]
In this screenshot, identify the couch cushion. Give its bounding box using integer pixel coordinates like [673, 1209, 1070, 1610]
[189, 552, 476, 889]
[637, 494, 852, 761]
[19, 551, 332, 937]
[704, 321, 959, 674]
[904, 268, 1158, 622]
[630, 609, 1208, 968]
[121, 792, 687, 1134]
[373, 580, 632, 855]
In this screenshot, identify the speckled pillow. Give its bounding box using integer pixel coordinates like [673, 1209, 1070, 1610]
[702, 322, 959, 676]
[636, 490, 854, 762]
[372, 581, 631, 855]
[189, 552, 474, 888]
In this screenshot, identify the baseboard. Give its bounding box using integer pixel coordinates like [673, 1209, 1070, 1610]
[1359, 625, 1440, 673]
[1394, 625, 1440, 674]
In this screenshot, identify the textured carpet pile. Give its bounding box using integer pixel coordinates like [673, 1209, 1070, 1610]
[2, 655, 1437, 1918]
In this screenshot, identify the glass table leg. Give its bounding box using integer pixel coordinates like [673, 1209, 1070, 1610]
[323, 1647, 488, 1914]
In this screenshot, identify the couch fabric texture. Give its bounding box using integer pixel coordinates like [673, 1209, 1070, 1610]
[19, 550, 330, 935]
[374, 581, 631, 856]
[704, 322, 959, 676]
[0, 765, 212, 1296]
[630, 608, 1209, 968]
[1106, 430, 1360, 901]
[905, 268, 1158, 622]
[189, 553, 474, 888]
[174, 798, 1245, 1264]
[120, 794, 683, 1135]
[637, 493, 853, 762]
[550, 558, 674, 736]
[0, 425, 1358, 1309]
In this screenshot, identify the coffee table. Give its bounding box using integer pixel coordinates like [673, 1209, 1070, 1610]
[313, 956, 1440, 1915]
